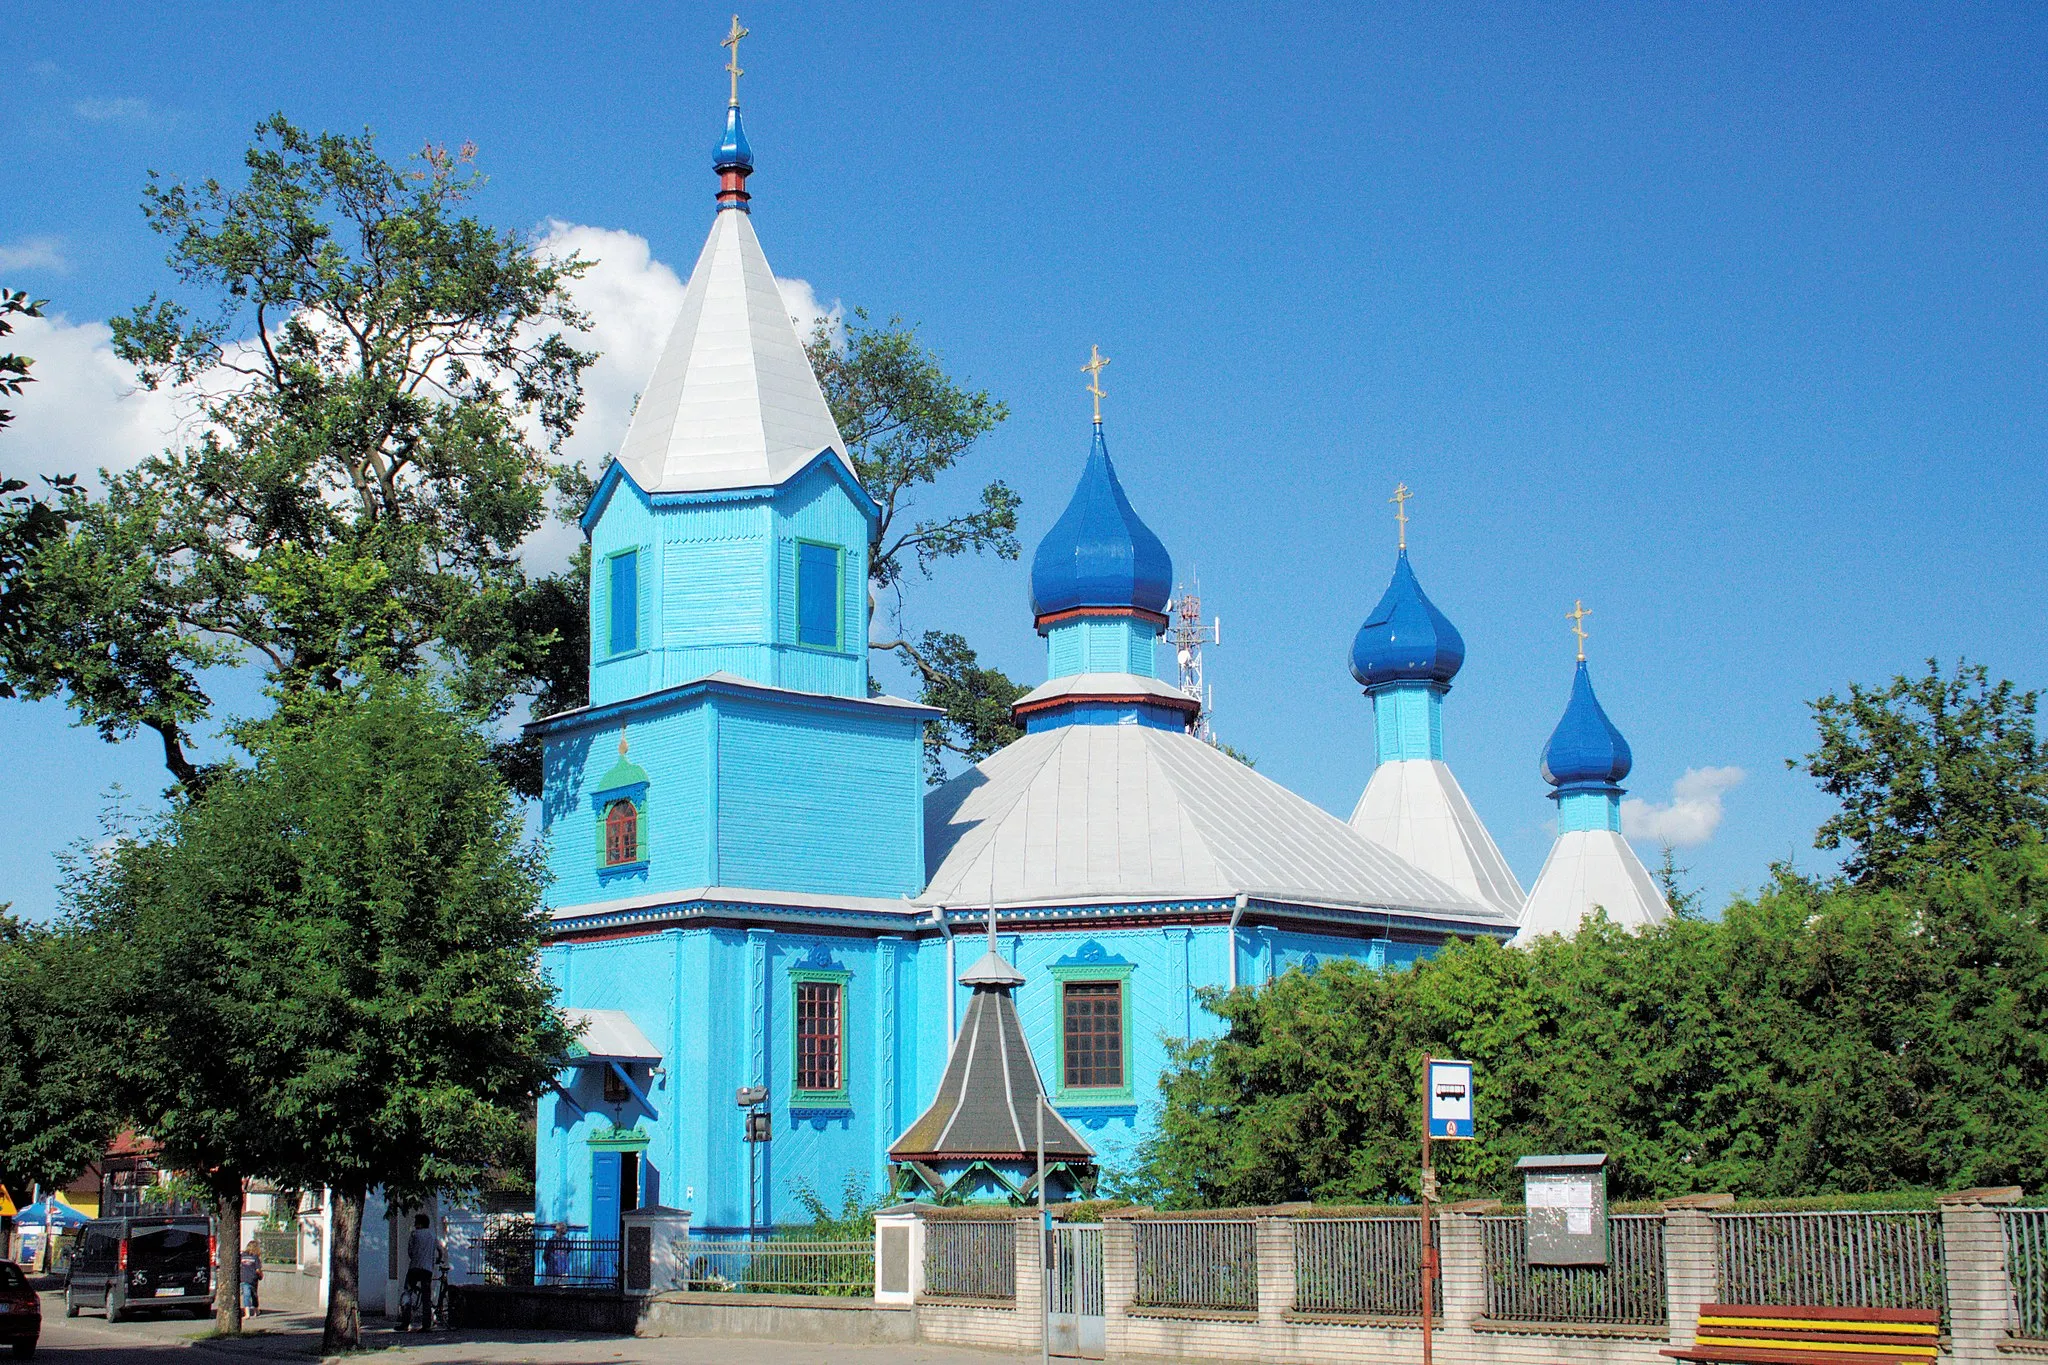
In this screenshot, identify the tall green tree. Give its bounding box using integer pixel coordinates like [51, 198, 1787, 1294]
[218, 676, 567, 1350]
[0, 116, 593, 789]
[806, 311, 1025, 778]
[0, 912, 118, 1202]
[64, 821, 291, 1334]
[64, 673, 570, 1347]
[1796, 659, 2048, 887]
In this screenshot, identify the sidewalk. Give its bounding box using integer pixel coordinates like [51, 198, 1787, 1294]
[187, 1313, 1034, 1365]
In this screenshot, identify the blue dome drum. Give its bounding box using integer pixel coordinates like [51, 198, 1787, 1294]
[1349, 552, 1466, 691]
[1029, 425, 1173, 628]
[1541, 661, 1633, 792]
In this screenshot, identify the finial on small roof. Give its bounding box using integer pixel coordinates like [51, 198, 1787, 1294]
[619, 731, 630, 757]
[1082, 345, 1110, 426]
[1568, 599, 1590, 663]
[1389, 482, 1412, 552]
[722, 14, 749, 106]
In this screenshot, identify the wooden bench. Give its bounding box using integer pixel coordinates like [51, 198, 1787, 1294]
[1663, 1304, 1941, 1364]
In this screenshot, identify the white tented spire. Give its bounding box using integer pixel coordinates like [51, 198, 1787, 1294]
[615, 209, 851, 495]
[1514, 831, 1669, 944]
[1350, 760, 1526, 921]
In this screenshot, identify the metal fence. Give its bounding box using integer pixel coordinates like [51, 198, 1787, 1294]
[2005, 1209, 2048, 1339]
[925, 1220, 1017, 1300]
[681, 1239, 874, 1296]
[1132, 1219, 1258, 1312]
[1292, 1216, 1434, 1318]
[1481, 1214, 1667, 1326]
[254, 1230, 298, 1267]
[467, 1232, 622, 1289]
[1713, 1211, 1944, 1315]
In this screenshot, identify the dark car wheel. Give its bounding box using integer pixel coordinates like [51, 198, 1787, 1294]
[12, 1341, 35, 1358]
[103, 1290, 123, 1325]
[62, 1288, 78, 1319]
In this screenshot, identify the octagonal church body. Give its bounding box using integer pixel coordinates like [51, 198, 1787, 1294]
[533, 91, 1656, 1237]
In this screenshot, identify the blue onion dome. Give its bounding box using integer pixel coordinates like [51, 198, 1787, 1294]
[715, 103, 754, 171]
[1029, 426, 1173, 620]
[1349, 552, 1466, 689]
[1541, 661, 1634, 789]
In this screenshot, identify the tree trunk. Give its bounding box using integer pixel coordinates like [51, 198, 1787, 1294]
[212, 1182, 243, 1336]
[320, 1184, 364, 1353]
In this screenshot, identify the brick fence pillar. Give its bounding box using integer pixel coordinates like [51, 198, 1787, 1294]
[1439, 1201, 1497, 1335]
[1661, 1194, 1730, 1348]
[1255, 1215, 1294, 1325]
[1014, 1213, 1044, 1354]
[1940, 1186, 2021, 1365]
[1101, 1216, 1137, 1361]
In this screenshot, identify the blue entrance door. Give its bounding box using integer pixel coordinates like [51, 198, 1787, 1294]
[591, 1150, 621, 1242]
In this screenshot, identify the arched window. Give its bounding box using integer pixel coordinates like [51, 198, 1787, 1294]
[603, 799, 640, 866]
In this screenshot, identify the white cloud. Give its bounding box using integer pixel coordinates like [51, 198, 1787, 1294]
[1621, 766, 1746, 848]
[0, 311, 180, 487]
[0, 238, 68, 273]
[72, 97, 153, 124]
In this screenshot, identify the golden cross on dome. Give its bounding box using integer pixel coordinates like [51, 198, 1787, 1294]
[1389, 482, 1412, 551]
[723, 14, 749, 105]
[1082, 345, 1110, 424]
[1568, 599, 1591, 662]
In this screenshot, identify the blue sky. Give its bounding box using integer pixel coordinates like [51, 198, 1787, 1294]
[2, 2, 2044, 920]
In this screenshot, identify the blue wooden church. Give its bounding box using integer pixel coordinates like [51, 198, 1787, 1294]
[532, 75, 1660, 1239]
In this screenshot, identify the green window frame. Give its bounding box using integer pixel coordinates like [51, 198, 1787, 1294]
[789, 968, 851, 1107]
[1049, 962, 1135, 1104]
[591, 752, 651, 872]
[794, 539, 842, 651]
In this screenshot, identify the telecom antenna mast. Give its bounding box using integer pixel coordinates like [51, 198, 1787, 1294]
[1167, 577, 1222, 744]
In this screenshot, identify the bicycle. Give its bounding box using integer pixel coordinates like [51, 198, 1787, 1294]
[395, 1262, 445, 1333]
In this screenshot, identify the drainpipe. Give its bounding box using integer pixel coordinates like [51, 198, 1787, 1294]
[1227, 893, 1247, 991]
[938, 911, 957, 1041]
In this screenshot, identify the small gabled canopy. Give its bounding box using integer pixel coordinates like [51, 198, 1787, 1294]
[889, 955, 1092, 1164]
[563, 1007, 662, 1064]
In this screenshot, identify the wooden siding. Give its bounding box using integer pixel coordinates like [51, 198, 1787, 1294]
[1373, 682, 1444, 763]
[714, 696, 926, 898]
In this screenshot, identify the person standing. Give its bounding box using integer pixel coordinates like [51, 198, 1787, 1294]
[238, 1240, 263, 1317]
[404, 1214, 442, 1331]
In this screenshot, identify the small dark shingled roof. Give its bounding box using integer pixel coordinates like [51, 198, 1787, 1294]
[889, 982, 1093, 1163]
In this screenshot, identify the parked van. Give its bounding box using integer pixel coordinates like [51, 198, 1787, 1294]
[62, 1217, 212, 1322]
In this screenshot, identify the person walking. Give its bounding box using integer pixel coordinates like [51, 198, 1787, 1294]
[238, 1240, 263, 1317]
[404, 1214, 442, 1331]
[543, 1222, 571, 1284]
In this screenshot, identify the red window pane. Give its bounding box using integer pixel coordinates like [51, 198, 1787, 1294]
[604, 800, 639, 866]
[1063, 982, 1123, 1089]
[796, 982, 842, 1092]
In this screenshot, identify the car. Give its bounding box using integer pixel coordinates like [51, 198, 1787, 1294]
[0, 1261, 39, 1357]
[62, 1216, 213, 1323]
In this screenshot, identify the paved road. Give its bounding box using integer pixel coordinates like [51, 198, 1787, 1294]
[31, 1291, 1036, 1364]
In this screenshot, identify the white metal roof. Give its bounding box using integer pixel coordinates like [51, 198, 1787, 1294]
[562, 1007, 663, 1063]
[1012, 672, 1194, 709]
[615, 209, 852, 495]
[1513, 829, 1670, 944]
[1350, 759, 1526, 920]
[919, 724, 1512, 924]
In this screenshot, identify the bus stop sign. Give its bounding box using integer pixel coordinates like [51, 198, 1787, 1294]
[1428, 1059, 1474, 1139]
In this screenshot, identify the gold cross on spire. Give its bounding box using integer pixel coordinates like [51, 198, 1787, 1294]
[1082, 345, 1110, 425]
[1389, 482, 1412, 551]
[723, 14, 749, 106]
[1568, 599, 1591, 662]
